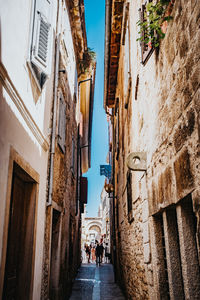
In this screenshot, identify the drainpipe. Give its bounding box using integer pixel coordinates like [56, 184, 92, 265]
[47, 33, 61, 206]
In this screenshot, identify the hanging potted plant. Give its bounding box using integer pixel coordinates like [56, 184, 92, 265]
[79, 47, 96, 74]
[137, 0, 174, 48]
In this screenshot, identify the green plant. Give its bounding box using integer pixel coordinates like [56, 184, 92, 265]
[137, 0, 173, 48]
[79, 47, 96, 74]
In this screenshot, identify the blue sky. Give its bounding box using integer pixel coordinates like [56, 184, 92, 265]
[84, 0, 108, 217]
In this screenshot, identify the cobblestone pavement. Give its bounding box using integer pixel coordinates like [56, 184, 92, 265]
[69, 263, 125, 300]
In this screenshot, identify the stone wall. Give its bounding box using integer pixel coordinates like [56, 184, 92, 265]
[41, 58, 80, 299]
[111, 0, 200, 298]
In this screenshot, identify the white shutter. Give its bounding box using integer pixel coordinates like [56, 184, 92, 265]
[31, 0, 52, 74]
[58, 94, 66, 153]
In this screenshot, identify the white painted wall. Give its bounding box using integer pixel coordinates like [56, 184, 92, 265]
[0, 0, 57, 298]
[0, 0, 80, 297]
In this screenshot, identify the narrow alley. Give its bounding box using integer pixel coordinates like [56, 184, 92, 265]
[0, 0, 200, 299]
[70, 263, 125, 300]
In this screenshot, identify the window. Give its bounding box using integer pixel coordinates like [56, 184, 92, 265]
[138, 2, 154, 65]
[58, 93, 66, 153]
[30, 0, 53, 87]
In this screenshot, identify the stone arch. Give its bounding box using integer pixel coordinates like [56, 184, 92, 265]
[89, 225, 101, 233]
[86, 221, 102, 232]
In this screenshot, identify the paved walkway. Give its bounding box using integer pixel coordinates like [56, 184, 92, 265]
[69, 263, 125, 300]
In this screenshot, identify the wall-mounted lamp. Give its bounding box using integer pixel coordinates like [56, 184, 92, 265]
[127, 152, 147, 171]
[104, 182, 117, 198]
[104, 182, 114, 193]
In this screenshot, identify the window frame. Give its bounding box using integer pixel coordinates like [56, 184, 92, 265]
[27, 0, 53, 90]
[138, 1, 154, 65]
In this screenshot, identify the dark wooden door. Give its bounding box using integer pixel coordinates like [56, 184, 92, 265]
[3, 168, 36, 300]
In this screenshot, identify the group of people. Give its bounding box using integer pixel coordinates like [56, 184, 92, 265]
[84, 241, 110, 266]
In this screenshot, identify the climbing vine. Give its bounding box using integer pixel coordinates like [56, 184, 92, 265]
[137, 0, 173, 48]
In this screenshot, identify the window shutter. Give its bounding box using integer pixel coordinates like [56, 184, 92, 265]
[80, 177, 88, 204]
[31, 0, 52, 74]
[58, 93, 66, 153]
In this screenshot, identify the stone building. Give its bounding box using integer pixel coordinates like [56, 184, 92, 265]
[0, 0, 57, 298]
[101, 187, 111, 250]
[0, 0, 94, 299]
[81, 211, 102, 248]
[104, 0, 200, 299]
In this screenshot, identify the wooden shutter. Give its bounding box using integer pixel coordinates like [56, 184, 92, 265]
[58, 93, 66, 153]
[80, 177, 88, 204]
[31, 0, 52, 73]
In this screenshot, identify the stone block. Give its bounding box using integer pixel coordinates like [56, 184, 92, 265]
[174, 123, 188, 152]
[174, 149, 194, 200]
[194, 88, 200, 113]
[142, 221, 149, 244]
[192, 189, 200, 213]
[148, 180, 158, 216]
[158, 173, 164, 204]
[190, 65, 200, 95]
[186, 108, 195, 136]
[140, 175, 148, 200]
[142, 200, 149, 223]
[144, 243, 151, 264]
[163, 166, 174, 206]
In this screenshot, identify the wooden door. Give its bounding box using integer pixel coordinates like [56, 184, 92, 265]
[3, 166, 36, 300]
[49, 210, 61, 299]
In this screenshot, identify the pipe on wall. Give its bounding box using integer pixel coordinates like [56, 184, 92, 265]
[47, 33, 61, 206]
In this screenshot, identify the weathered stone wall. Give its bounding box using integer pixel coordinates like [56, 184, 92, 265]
[41, 56, 80, 299]
[112, 0, 200, 298]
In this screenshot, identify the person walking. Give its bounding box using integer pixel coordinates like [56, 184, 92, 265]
[105, 243, 109, 263]
[91, 246, 96, 262]
[95, 242, 101, 266]
[99, 242, 104, 263]
[85, 244, 91, 263]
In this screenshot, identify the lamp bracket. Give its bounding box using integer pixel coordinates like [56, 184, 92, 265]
[127, 152, 147, 171]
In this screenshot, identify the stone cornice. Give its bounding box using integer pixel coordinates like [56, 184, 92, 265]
[65, 0, 87, 70]
[0, 62, 49, 151]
